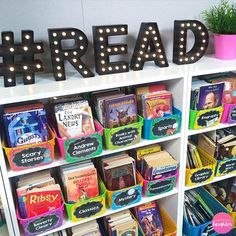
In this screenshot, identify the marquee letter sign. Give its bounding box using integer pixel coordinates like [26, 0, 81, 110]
[173, 20, 209, 65]
[130, 22, 168, 70]
[0, 30, 44, 87]
[93, 24, 128, 75]
[48, 28, 94, 81]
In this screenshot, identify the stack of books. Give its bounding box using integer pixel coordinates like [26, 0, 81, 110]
[104, 209, 138, 236]
[98, 153, 136, 191]
[135, 84, 173, 119]
[16, 170, 62, 218]
[54, 99, 95, 139]
[60, 160, 99, 204]
[3, 102, 49, 147]
[93, 89, 137, 128]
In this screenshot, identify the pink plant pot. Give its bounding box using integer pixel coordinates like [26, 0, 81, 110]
[214, 34, 236, 60]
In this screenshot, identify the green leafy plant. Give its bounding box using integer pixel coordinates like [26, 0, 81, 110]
[202, 0, 236, 34]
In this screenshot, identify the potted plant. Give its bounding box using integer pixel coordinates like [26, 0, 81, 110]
[203, 0, 236, 59]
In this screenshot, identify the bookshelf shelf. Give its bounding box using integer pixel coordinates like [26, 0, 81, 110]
[37, 188, 178, 236]
[7, 133, 181, 178]
[184, 172, 236, 191]
[188, 122, 236, 136]
[1, 55, 236, 236]
[0, 225, 9, 236]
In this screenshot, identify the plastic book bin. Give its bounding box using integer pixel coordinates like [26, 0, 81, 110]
[183, 188, 228, 236]
[2, 127, 55, 171]
[137, 170, 178, 197]
[221, 104, 236, 124]
[142, 107, 182, 140]
[189, 106, 223, 130]
[215, 157, 236, 177]
[17, 200, 64, 236]
[185, 147, 217, 187]
[65, 180, 106, 222]
[205, 188, 236, 227]
[104, 116, 143, 150]
[56, 120, 103, 163]
[105, 173, 143, 210]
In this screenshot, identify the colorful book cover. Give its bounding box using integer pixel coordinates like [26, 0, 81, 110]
[54, 100, 95, 139]
[3, 105, 49, 147]
[105, 163, 135, 191]
[26, 189, 61, 217]
[104, 94, 137, 128]
[136, 201, 164, 236]
[142, 92, 172, 119]
[197, 82, 225, 110]
[64, 168, 99, 203]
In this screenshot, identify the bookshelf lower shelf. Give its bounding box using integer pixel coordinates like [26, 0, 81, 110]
[184, 172, 236, 191]
[34, 188, 178, 236]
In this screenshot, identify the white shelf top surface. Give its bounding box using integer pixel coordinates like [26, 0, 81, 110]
[37, 187, 178, 236]
[0, 55, 236, 105]
[188, 122, 236, 136]
[0, 62, 185, 105]
[8, 133, 181, 178]
[185, 172, 236, 191]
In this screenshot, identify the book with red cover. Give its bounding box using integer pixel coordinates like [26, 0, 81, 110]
[26, 185, 62, 217]
[141, 91, 172, 119]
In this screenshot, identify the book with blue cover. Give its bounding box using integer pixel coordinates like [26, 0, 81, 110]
[3, 103, 49, 147]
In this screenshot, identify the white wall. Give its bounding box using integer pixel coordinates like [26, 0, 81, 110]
[0, 0, 230, 72]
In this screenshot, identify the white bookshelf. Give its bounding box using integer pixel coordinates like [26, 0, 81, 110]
[0, 55, 236, 236]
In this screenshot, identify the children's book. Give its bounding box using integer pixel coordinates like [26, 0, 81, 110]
[26, 184, 62, 217]
[135, 201, 164, 236]
[197, 82, 225, 110]
[61, 161, 99, 203]
[3, 103, 49, 147]
[141, 91, 172, 119]
[135, 84, 167, 113]
[93, 90, 124, 125]
[103, 94, 137, 128]
[54, 100, 95, 139]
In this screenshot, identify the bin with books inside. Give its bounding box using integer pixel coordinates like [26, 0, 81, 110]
[185, 142, 216, 186]
[134, 201, 177, 236]
[52, 98, 104, 163]
[92, 90, 142, 150]
[135, 84, 182, 140]
[97, 153, 143, 210]
[2, 103, 55, 171]
[200, 72, 236, 125]
[129, 144, 179, 197]
[214, 128, 236, 177]
[189, 77, 225, 130]
[205, 177, 236, 227]
[61, 160, 106, 222]
[16, 170, 64, 236]
[196, 129, 236, 177]
[183, 187, 228, 236]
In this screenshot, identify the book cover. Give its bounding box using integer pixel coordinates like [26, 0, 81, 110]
[54, 100, 95, 139]
[105, 162, 135, 191]
[135, 201, 164, 236]
[142, 91, 172, 119]
[3, 105, 49, 147]
[197, 82, 225, 110]
[63, 168, 99, 203]
[26, 186, 61, 217]
[104, 94, 137, 128]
